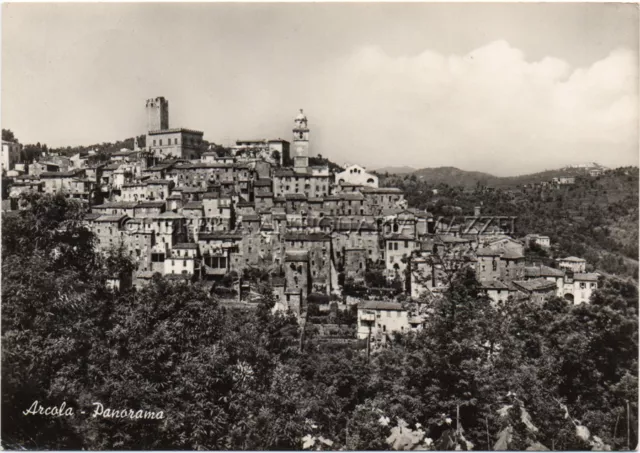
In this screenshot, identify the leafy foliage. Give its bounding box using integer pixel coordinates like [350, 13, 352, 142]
[381, 168, 639, 279]
[2, 193, 638, 450]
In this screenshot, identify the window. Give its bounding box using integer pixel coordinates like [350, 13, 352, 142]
[404, 240, 408, 248]
[159, 139, 163, 146]
[388, 242, 393, 251]
[151, 253, 165, 263]
[580, 282, 586, 289]
[492, 260, 497, 271]
[394, 243, 399, 251]
[153, 140, 157, 146]
[172, 260, 175, 267]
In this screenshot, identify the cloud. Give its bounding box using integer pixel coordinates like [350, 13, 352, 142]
[309, 41, 637, 175]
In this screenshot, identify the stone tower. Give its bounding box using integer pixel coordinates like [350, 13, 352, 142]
[146, 97, 169, 132]
[293, 109, 309, 169]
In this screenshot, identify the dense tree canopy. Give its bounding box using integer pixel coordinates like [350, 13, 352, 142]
[381, 168, 639, 279]
[2, 193, 638, 450]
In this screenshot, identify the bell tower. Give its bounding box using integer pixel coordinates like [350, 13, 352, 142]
[292, 109, 309, 169]
[293, 109, 309, 157]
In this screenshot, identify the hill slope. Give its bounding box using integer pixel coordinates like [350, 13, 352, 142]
[373, 166, 417, 175]
[381, 167, 639, 280]
[374, 165, 613, 189]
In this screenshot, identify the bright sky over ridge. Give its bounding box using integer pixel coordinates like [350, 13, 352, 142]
[2, 3, 638, 176]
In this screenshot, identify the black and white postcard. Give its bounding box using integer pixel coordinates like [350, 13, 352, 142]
[1, 2, 638, 450]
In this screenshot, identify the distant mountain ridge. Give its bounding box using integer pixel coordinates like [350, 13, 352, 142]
[373, 166, 417, 174]
[374, 165, 613, 188]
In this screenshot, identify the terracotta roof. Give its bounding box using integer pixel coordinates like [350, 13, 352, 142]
[242, 214, 261, 222]
[284, 233, 331, 242]
[558, 256, 586, 263]
[573, 272, 599, 281]
[512, 278, 557, 292]
[359, 301, 404, 311]
[438, 235, 472, 244]
[148, 127, 203, 135]
[41, 170, 82, 177]
[84, 213, 102, 221]
[525, 265, 565, 278]
[340, 192, 365, 200]
[136, 201, 165, 209]
[94, 214, 127, 223]
[361, 187, 403, 194]
[274, 168, 296, 177]
[480, 279, 511, 290]
[145, 179, 173, 185]
[502, 250, 525, 260]
[476, 247, 502, 256]
[145, 164, 173, 171]
[285, 250, 309, 262]
[93, 202, 138, 209]
[152, 211, 184, 219]
[173, 243, 199, 250]
[285, 193, 307, 200]
[183, 201, 203, 209]
[385, 234, 415, 241]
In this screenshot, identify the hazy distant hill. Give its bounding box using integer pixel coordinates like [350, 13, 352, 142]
[373, 166, 417, 175]
[375, 165, 611, 189]
[409, 166, 500, 188]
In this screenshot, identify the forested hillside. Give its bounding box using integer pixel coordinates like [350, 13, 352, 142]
[374, 165, 616, 189]
[2, 193, 638, 450]
[381, 167, 639, 280]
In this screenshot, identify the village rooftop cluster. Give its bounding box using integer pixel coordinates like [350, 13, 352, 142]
[1, 97, 601, 344]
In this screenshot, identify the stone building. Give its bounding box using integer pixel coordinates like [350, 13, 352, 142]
[525, 264, 566, 297]
[361, 187, 406, 213]
[344, 249, 367, 283]
[475, 247, 503, 281]
[335, 164, 378, 188]
[556, 256, 587, 273]
[145, 97, 203, 160]
[284, 249, 310, 314]
[512, 278, 558, 303]
[384, 234, 418, 280]
[283, 233, 332, 294]
[356, 301, 411, 340]
[1, 140, 22, 172]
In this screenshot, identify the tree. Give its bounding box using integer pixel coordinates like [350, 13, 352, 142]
[2, 128, 17, 143]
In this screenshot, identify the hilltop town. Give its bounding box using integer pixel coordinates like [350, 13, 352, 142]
[1, 96, 611, 345]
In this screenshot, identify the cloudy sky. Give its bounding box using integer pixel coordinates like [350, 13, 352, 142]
[2, 3, 638, 175]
